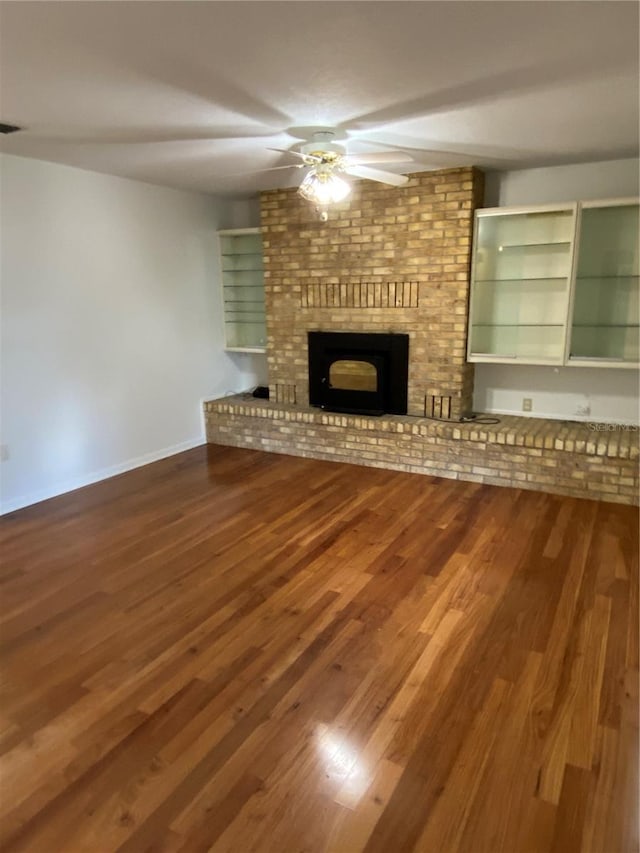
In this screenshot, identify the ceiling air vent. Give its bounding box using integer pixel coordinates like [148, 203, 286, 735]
[0, 123, 21, 134]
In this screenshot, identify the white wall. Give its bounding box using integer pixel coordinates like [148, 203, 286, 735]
[484, 157, 639, 208]
[473, 364, 639, 425]
[0, 154, 262, 513]
[475, 158, 639, 422]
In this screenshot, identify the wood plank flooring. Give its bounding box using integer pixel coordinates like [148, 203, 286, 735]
[0, 444, 637, 853]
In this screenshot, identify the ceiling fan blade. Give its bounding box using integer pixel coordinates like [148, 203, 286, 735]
[345, 151, 413, 165]
[226, 164, 305, 176]
[6, 126, 281, 146]
[356, 134, 517, 166]
[344, 165, 409, 187]
[267, 147, 322, 162]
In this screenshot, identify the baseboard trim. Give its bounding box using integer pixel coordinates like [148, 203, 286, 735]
[0, 437, 205, 515]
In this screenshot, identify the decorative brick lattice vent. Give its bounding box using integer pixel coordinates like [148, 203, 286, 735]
[274, 384, 297, 405]
[302, 281, 420, 309]
[425, 395, 453, 419]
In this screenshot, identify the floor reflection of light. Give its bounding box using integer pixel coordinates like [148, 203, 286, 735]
[316, 724, 369, 792]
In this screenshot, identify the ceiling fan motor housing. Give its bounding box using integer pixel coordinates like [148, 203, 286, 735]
[301, 131, 346, 165]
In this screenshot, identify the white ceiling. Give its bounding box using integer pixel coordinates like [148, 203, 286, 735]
[0, 1, 638, 196]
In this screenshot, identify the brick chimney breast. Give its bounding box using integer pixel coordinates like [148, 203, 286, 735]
[260, 167, 485, 421]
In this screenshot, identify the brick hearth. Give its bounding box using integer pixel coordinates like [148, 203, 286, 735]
[204, 396, 639, 506]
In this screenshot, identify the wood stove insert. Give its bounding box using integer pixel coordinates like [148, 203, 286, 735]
[308, 331, 409, 416]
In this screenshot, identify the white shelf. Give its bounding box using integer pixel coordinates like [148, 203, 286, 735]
[498, 241, 571, 249]
[472, 323, 565, 327]
[475, 277, 567, 283]
[566, 359, 639, 370]
[225, 346, 267, 354]
[468, 355, 563, 366]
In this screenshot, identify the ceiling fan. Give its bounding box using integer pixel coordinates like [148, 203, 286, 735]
[242, 129, 413, 217]
[0, 121, 420, 218]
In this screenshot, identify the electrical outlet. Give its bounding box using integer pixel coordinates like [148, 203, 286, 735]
[0, 444, 9, 462]
[522, 398, 532, 412]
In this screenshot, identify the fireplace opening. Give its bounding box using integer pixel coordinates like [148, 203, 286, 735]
[308, 331, 409, 416]
[330, 359, 378, 392]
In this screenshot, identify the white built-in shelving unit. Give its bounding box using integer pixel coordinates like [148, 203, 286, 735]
[218, 228, 267, 353]
[467, 199, 639, 368]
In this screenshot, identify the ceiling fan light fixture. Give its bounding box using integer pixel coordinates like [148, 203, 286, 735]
[298, 169, 351, 206]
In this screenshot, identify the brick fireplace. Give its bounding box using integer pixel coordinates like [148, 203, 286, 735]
[204, 166, 639, 506]
[261, 166, 484, 420]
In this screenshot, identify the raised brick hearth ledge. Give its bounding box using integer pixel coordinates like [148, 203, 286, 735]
[204, 395, 639, 505]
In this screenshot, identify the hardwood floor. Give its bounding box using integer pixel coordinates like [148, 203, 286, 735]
[0, 444, 637, 853]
